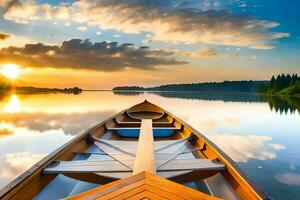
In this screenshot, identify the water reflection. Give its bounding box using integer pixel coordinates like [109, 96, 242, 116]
[4, 94, 21, 113]
[262, 95, 300, 115]
[275, 173, 300, 186]
[209, 134, 285, 162]
[3, 152, 46, 178]
[113, 91, 300, 115]
[0, 91, 299, 199]
[0, 122, 73, 188]
[0, 111, 114, 135]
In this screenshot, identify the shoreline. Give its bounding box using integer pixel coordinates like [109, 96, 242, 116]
[1, 89, 299, 98]
[111, 89, 300, 98]
[0, 87, 82, 94]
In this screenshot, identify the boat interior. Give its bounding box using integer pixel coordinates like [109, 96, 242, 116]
[0, 100, 267, 200]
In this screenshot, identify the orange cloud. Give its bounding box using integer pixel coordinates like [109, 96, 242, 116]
[184, 47, 240, 58]
[0, 32, 10, 40]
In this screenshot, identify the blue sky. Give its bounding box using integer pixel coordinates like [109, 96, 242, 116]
[0, 0, 299, 88]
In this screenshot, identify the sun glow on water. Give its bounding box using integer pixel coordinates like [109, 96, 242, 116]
[4, 95, 21, 113]
[1, 64, 20, 79]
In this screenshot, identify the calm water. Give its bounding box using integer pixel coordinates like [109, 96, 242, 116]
[0, 91, 299, 199]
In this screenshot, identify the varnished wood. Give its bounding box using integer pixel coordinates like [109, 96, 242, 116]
[133, 119, 156, 175]
[158, 159, 225, 171]
[127, 100, 165, 120]
[65, 172, 221, 200]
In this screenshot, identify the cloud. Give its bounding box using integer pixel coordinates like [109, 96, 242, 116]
[184, 47, 240, 58]
[275, 173, 300, 186]
[72, 0, 289, 49]
[5, 152, 46, 175]
[2, 0, 289, 49]
[0, 32, 10, 40]
[0, 127, 13, 137]
[0, 0, 11, 8]
[0, 39, 186, 71]
[77, 26, 87, 32]
[2, 0, 70, 24]
[0, 110, 115, 135]
[209, 134, 284, 162]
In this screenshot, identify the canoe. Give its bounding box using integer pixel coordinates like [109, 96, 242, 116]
[0, 100, 270, 200]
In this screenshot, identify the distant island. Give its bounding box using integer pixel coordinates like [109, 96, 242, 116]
[15, 86, 83, 94]
[0, 75, 82, 94]
[1, 86, 82, 95]
[113, 74, 300, 97]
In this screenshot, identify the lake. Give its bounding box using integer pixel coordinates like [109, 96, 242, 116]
[0, 91, 299, 199]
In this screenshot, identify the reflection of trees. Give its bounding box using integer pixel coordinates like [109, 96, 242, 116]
[113, 91, 144, 96]
[153, 92, 300, 114]
[258, 95, 300, 114]
[112, 91, 300, 115]
[152, 91, 266, 102]
[113, 91, 266, 102]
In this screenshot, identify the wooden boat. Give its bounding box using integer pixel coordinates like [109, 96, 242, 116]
[0, 100, 270, 200]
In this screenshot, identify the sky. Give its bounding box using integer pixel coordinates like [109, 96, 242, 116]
[0, 0, 299, 89]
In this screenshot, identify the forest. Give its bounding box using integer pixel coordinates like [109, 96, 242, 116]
[113, 80, 267, 93]
[257, 74, 300, 95]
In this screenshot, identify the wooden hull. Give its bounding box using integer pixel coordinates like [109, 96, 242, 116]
[0, 100, 270, 200]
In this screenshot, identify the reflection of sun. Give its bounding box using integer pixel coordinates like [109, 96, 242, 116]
[1, 64, 20, 79]
[4, 94, 21, 113]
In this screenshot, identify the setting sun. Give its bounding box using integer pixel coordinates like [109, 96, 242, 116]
[1, 64, 20, 79]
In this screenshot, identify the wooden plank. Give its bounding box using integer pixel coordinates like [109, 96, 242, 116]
[94, 139, 135, 169]
[96, 180, 145, 199]
[143, 184, 183, 200]
[44, 160, 132, 174]
[109, 185, 147, 200]
[94, 138, 135, 156]
[155, 137, 193, 168]
[65, 172, 220, 200]
[158, 159, 225, 171]
[158, 170, 194, 179]
[144, 172, 221, 200]
[155, 135, 191, 153]
[133, 119, 156, 175]
[125, 190, 167, 200]
[65, 172, 147, 200]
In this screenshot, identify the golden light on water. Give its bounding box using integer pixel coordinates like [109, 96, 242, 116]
[1, 64, 20, 79]
[4, 95, 21, 113]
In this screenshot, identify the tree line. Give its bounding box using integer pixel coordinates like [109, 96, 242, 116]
[257, 74, 300, 95]
[1, 75, 82, 94]
[113, 80, 268, 93]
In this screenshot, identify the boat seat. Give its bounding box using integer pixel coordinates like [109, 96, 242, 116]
[115, 114, 174, 126]
[44, 158, 224, 173]
[90, 134, 196, 154]
[43, 135, 220, 183]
